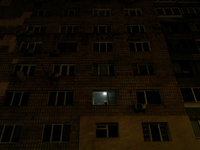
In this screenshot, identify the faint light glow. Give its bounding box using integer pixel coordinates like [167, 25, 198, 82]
[103, 92, 107, 95]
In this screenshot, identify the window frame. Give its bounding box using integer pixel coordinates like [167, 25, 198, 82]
[96, 123, 119, 138]
[64, 9, 80, 16]
[13, 64, 37, 76]
[93, 90, 117, 105]
[142, 123, 171, 141]
[135, 64, 156, 75]
[48, 91, 73, 105]
[42, 124, 71, 143]
[181, 87, 200, 102]
[36, 10, 50, 17]
[195, 39, 200, 52]
[129, 41, 151, 52]
[93, 25, 111, 33]
[127, 25, 146, 33]
[156, 8, 182, 15]
[27, 25, 46, 33]
[57, 42, 78, 52]
[53, 64, 75, 76]
[0, 124, 22, 143]
[124, 9, 142, 16]
[93, 9, 111, 16]
[181, 7, 200, 14]
[60, 25, 79, 33]
[93, 42, 114, 52]
[20, 42, 43, 52]
[136, 90, 162, 105]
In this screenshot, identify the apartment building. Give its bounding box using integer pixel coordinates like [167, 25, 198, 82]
[0, 0, 200, 149]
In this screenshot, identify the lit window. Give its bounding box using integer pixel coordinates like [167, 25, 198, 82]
[93, 91, 116, 105]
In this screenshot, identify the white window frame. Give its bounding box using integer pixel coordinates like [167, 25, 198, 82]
[60, 25, 79, 33]
[127, 25, 146, 33]
[93, 9, 111, 16]
[130, 41, 151, 52]
[94, 25, 111, 33]
[20, 42, 42, 52]
[27, 25, 46, 33]
[195, 39, 200, 52]
[14, 64, 37, 76]
[142, 123, 170, 141]
[67, 9, 79, 16]
[42, 124, 70, 143]
[137, 64, 155, 75]
[49, 91, 72, 105]
[156, 8, 182, 15]
[96, 64, 113, 75]
[181, 87, 200, 102]
[36, 10, 49, 16]
[137, 90, 161, 104]
[181, 7, 200, 14]
[194, 23, 200, 31]
[53, 64, 75, 76]
[5, 91, 28, 106]
[93, 42, 113, 52]
[0, 124, 22, 143]
[96, 123, 118, 138]
[93, 90, 116, 105]
[124, 9, 142, 16]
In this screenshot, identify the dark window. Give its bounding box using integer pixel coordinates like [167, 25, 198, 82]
[27, 26, 46, 34]
[134, 64, 155, 75]
[53, 65, 75, 76]
[137, 91, 162, 104]
[42, 124, 71, 142]
[181, 88, 200, 102]
[65, 9, 80, 16]
[142, 123, 170, 141]
[57, 42, 77, 52]
[48, 91, 73, 105]
[93, 91, 116, 105]
[4, 92, 30, 106]
[13, 65, 36, 76]
[0, 125, 22, 143]
[190, 120, 200, 137]
[93, 64, 115, 76]
[60, 25, 79, 33]
[94, 25, 111, 33]
[127, 25, 145, 33]
[93, 43, 113, 52]
[96, 123, 118, 138]
[130, 42, 150, 52]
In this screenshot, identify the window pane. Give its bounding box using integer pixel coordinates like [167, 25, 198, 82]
[191, 120, 200, 137]
[94, 26, 98, 33]
[99, 10, 105, 16]
[20, 92, 30, 106]
[73, 26, 79, 33]
[109, 65, 115, 75]
[137, 10, 141, 16]
[67, 26, 72, 33]
[4, 92, 13, 106]
[69, 66, 75, 76]
[142, 124, 150, 141]
[139, 65, 148, 75]
[148, 65, 155, 75]
[129, 43, 136, 52]
[34, 27, 40, 34]
[132, 26, 139, 33]
[60, 26, 66, 33]
[12, 93, 21, 106]
[38, 11, 44, 16]
[66, 92, 73, 105]
[165, 9, 172, 15]
[173, 8, 180, 15]
[93, 43, 99, 51]
[143, 43, 150, 51]
[52, 125, 61, 141]
[22, 66, 29, 75]
[137, 92, 146, 104]
[150, 124, 161, 141]
[193, 89, 200, 101]
[146, 91, 161, 104]
[140, 26, 144, 33]
[100, 65, 108, 75]
[93, 92, 107, 105]
[160, 125, 169, 141]
[1, 126, 13, 142]
[93, 64, 98, 75]
[108, 124, 118, 137]
[69, 10, 74, 16]
[42, 125, 52, 142]
[99, 26, 105, 33]
[180, 88, 195, 102]
[107, 26, 111, 33]
[136, 43, 142, 51]
[127, 26, 131, 32]
[61, 66, 68, 76]
[54, 65, 60, 73]
[130, 10, 136, 16]
[48, 92, 57, 106]
[157, 9, 164, 15]
[11, 125, 22, 142]
[35, 44, 42, 53]
[57, 92, 65, 105]
[29, 66, 36, 76]
[107, 43, 113, 52]
[40, 26, 46, 33]
[62, 125, 71, 141]
[20, 43, 28, 52]
[66, 43, 77, 52]
[96, 129, 107, 137]
[108, 92, 116, 104]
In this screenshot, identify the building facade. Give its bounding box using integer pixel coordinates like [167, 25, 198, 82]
[0, 0, 200, 149]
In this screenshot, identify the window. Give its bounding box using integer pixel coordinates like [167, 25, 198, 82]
[93, 64, 115, 76]
[65, 0, 80, 1]
[32, 10, 50, 17]
[156, 8, 181, 15]
[166, 40, 199, 53]
[124, 9, 142, 16]
[20, 42, 42, 53]
[60, 25, 79, 33]
[181, 7, 200, 14]
[161, 22, 191, 34]
[4, 91, 30, 106]
[93, 91, 116, 105]
[196, 39, 200, 51]
[63, 9, 80, 16]
[153, 0, 176, 2]
[53, 64, 75, 76]
[13, 65, 36, 76]
[142, 123, 170, 141]
[48, 91, 73, 105]
[172, 61, 200, 77]
[93, 42, 113, 52]
[127, 25, 145, 33]
[0, 124, 22, 143]
[136, 91, 162, 104]
[94, 25, 111, 33]
[194, 23, 200, 31]
[57, 42, 77, 52]
[93, 9, 111, 16]
[42, 124, 71, 142]
[180, 88, 200, 102]
[190, 120, 200, 137]
[132, 64, 155, 75]
[27, 25, 46, 34]
[129, 42, 151, 52]
[96, 123, 118, 138]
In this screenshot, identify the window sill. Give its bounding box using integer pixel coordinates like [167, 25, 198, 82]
[184, 102, 200, 108]
[158, 15, 183, 18]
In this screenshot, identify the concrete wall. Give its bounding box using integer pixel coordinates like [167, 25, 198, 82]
[80, 116, 199, 150]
